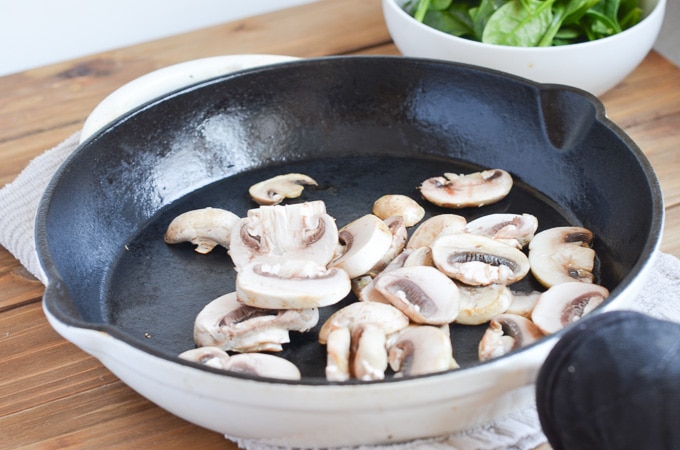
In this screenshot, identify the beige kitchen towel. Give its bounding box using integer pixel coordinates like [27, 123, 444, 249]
[1, 131, 679, 450]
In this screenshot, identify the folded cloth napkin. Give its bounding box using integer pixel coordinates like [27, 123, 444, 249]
[2, 132, 679, 450]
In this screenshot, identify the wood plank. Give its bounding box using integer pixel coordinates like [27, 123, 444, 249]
[0, 248, 44, 311]
[1, 381, 230, 449]
[662, 205, 680, 256]
[0, 303, 108, 416]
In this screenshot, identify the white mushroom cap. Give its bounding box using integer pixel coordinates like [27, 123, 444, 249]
[455, 284, 513, 325]
[193, 292, 319, 352]
[388, 325, 458, 377]
[325, 327, 351, 382]
[374, 265, 460, 325]
[478, 314, 544, 361]
[506, 290, 542, 318]
[235, 259, 351, 309]
[403, 246, 435, 267]
[318, 301, 409, 345]
[351, 323, 389, 381]
[372, 195, 425, 227]
[419, 169, 513, 208]
[465, 213, 538, 249]
[431, 233, 530, 286]
[531, 281, 609, 334]
[248, 173, 318, 206]
[406, 214, 467, 250]
[366, 216, 408, 277]
[528, 226, 596, 288]
[222, 353, 302, 380]
[229, 201, 339, 270]
[164, 207, 240, 254]
[357, 250, 413, 304]
[330, 214, 394, 279]
[178, 346, 231, 370]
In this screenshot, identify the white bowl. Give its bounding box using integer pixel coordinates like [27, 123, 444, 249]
[382, 0, 666, 96]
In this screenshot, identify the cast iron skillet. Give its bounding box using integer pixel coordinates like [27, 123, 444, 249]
[37, 56, 663, 383]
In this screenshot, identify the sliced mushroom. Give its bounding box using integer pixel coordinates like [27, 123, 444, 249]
[164, 207, 240, 254]
[366, 216, 408, 277]
[531, 282, 609, 334]
[229, 200, 338, 270]
[248, 173, 318, 206]
[330, 214, 394, 279]
[325, 327, 352, 382]
[406, 214, 467, 250]
[419, 169, 513, 208]
[351, 323, 389, 381]
[465, 213, 538, 249]
[372, 195, 425, 227]
[403, 246, 434, 267]
[388, 325, 458, 377]
[318, 301, 409, 344]
[374, 265, 460, 325]
[222, 352, 302, 380]
[319, 302, 409, 381]
[478, 314, 544, 361]
[528, 226, 596, 287]
[507, 290, 542, 318]
[194, 292, 319, 352]
[178, 346, 231, 370]
[235, 259, 351, 309]
[431, 233, 530, 286]
[357, 250, 413, 304]
[351, 275, 374, 298]
[455, 284, 513, 325]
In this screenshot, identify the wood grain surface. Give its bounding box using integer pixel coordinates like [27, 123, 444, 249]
[1, 0, 678, 447]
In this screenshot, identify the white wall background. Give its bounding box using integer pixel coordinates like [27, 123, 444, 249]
[0, 0, 318, 76]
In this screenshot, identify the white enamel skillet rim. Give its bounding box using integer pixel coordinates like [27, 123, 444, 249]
[36, 55, 664, 446]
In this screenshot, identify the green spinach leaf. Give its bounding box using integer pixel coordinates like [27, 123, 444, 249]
[482, 0, 555, 46]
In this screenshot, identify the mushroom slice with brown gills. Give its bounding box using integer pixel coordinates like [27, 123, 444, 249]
[531, 282, 609, 335]
[164, 207, 240, 254]
[465, 213, 539, 249]
[406, 214, 467, 250]
[528, 226, 596, 288]
[319, 302, 410, 344]
[222, 353, 302, 380]
[478, 314, 544, 361]
[419, 169, 513, 208]
[373, 265, 460, 325]
[248, 173, 318, 206]
[236, 259, 351, 309]
[178, 346, 231, 370]
[351, 323, 390, 381]
[357, 249, 413, 304]
[330, 214, 394, 279]
[455, 284, 513, 325]
[229, 200, 338, 270]
[431, 233, 530, 286]
[372, 195, 425, 227]
[366, 216, 408, 277]
[388, 325, 459, 377]
[194, 292, 319, 352]
[319, 302, 410, 381]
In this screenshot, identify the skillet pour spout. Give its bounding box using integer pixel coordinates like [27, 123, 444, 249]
[35, 56, 663, 447]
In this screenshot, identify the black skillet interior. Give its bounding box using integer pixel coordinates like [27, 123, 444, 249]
[37, 56, 662, 382]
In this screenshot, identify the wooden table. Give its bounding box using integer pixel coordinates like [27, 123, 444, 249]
[1, 0, 678, 447]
